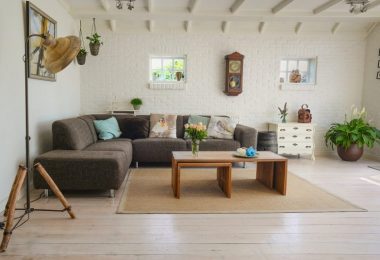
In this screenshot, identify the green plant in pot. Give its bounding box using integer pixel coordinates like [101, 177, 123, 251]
[76, 48, 87, 65]
[130, 98, 143, 110]
[86, 33, 103, 56]
[325, 107, 380, 161]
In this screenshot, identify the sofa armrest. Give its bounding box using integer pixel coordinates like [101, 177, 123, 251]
[234, 124, 258, 149]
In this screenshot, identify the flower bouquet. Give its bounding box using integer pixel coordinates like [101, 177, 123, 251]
[184, 122, 208, 156]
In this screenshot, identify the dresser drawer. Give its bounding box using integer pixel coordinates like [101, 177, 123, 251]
[278, 142, 314, 154]
[278, 125, 314, 134]
[278, 134, 313, 142]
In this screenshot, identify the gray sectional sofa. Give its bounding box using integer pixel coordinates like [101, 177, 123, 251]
[33, 114, 258, 195]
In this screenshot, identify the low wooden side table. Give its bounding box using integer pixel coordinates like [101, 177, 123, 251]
[171, 161, 232, 199]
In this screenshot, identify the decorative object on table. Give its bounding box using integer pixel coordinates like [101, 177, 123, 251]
[175, 71, 183, 81]
[235, 146, 257, 158]
[269, 122, 315, 160]
[257, 131, 278, 153]
[325, 106, 380, 161]
[149, 114, 177, 138]
[130, 97, 142, 110]
[76, 20, 87, 65]
[184, 115, 210, 139]
[224, 52, 244, 96]
[0, 1, 79, 252]
[207, 116, 238, 139]
[298, 104, 312, 123]
[289, 69, 301, 83]
[278, 102, 288, 123]
[115, 0, 136, 10]
[87, 18, 103, 56]
[26, 1, 57, 81]
[184, 122, 208, 156]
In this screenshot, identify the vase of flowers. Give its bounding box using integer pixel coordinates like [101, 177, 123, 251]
[184, 122, 208, 157]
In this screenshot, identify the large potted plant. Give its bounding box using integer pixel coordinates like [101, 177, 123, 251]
[325, 107, 380, 161]
[130, 98, 142, 110]
[86, 32, 103, 56]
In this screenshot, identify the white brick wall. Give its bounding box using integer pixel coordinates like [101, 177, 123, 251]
[80, 33, 366, 155]
[363, 25, 380, 159]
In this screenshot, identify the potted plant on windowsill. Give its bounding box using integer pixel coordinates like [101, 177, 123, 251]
[130, 98, 143, 110]
[325, 107, 380, 161]
[86, 33, 103, 56]
[76, 48, 87, 65]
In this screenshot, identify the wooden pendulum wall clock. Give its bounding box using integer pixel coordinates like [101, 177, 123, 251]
[224, 52, 244, 96]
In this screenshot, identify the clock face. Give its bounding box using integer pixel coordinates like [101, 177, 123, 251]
[229, 60, 241, 73]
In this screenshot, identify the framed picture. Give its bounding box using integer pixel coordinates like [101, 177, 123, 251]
[377, 71, 380, 79]
[26, 1, 57, 81]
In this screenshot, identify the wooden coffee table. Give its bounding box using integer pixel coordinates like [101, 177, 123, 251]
[171, 151, 288, 199]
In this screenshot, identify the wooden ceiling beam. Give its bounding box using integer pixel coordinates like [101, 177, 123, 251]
[331, 22, 340, 34]
[230, 0, 245, 14]
[222, 21, 230, 33]
[58, 0, 71, 13]
[188, 0, 200, 13]
[109, 19, 117, 32]
[313, 0, 342, 15]
[147, 20, 154, 32]
[184, 20, 192, 32]
[272, 0, 295, 14]
[258, 21, 265, 34]
[295, 22, 302, 34]
[366, 22, 378, 37]
[99, 0, 110, 11]
[366, 0, 380, 11]
[147, 0, 154, 13]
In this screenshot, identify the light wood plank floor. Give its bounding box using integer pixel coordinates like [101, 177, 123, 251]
[1, 155, 380, 259]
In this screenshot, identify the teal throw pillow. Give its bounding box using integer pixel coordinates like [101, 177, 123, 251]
[184, 115, 210, 138]
[93, 117, 122, 140]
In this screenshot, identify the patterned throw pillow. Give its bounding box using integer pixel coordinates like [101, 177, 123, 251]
[184, 115, 210, 139]
[93, 117, 122, 140]
[207, 116, 238, 139]
[149, 114, 177, 138]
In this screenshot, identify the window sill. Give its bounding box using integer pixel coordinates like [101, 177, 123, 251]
[280, 83, 316, 91]
[149, 81, 186, 90]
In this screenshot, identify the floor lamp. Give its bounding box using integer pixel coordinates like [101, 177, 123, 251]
[0, 33, 80, 252]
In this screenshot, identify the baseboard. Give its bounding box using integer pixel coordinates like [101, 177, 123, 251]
[364, 153, 380, 162]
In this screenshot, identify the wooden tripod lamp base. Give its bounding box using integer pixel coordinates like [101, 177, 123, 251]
[0, 163, 75, 252]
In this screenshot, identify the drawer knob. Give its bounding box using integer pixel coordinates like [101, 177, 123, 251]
[279, 146, 285, 148]
[280, 129, 286, 132]
[305, 137, 311, 139]
[306, 146, 312, 148]
[293, 127, 299, 130]
[279, 137, 285, 139]
[292, 135, 297, 138]
[293, 143, 298, 146]
[306, 129, 312, 132]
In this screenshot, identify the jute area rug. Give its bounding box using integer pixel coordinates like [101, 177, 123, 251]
[117, 168, 364, 214]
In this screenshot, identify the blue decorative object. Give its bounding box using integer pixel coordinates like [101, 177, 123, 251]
[93, 117, 122, 140]
[246, 146, 256, 157]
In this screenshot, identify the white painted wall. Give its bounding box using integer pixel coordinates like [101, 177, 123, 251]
[363, 25, 380, 159]
[80, 32, 366, 155]
[0, 0, 80, 211]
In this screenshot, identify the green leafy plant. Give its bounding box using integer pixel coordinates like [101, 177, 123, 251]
[130, 98, 143, 106]
[325, 107, 380, 150]
[78, 48, 87, 55]
[86, 33, 103, 45]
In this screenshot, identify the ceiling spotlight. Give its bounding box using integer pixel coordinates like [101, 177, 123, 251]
[345, 0, 370, 13]
[115, 0, 135, 11]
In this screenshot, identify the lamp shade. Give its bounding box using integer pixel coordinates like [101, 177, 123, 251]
[42, 34, 80, 73]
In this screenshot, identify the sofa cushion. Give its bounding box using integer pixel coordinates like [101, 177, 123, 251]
[93, 117, 122, 140]
[85, 139, 132, 158]
[53, 118, 96, 150]
[207, 116, 238, 140]
[33, 150, 129, 190]
[186, 139, 240, 151]
[133, 138, 187, 162]
[118, 117, 149, 139]
[149, 114, 177, 138]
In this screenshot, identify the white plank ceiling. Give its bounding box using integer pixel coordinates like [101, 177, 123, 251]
[61, 0, 380, 34]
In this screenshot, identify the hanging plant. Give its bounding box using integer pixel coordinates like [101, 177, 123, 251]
[87, 18, 103, 56]
[76, 20, 87, 65]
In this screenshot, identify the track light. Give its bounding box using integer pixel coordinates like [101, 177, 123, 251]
[115, 0, 135, 11]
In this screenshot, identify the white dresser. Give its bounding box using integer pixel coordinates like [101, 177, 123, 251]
[268, 122, 315, 160]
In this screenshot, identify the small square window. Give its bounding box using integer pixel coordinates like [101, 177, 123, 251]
[150, 56, 187, 83]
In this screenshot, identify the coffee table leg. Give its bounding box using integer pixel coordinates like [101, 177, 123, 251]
[256, 161, 274, 189]
[171, 159, 180, 198]
[274, 161, 287, 195]
[217, 165, 231, 198]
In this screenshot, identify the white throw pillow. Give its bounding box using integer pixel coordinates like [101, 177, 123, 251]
[207, 116, 238, 139]
[149, 114, 177, 138]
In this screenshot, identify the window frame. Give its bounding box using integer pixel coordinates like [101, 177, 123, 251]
[279, 57, 317, 91]
[149, 55, 187, 83]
